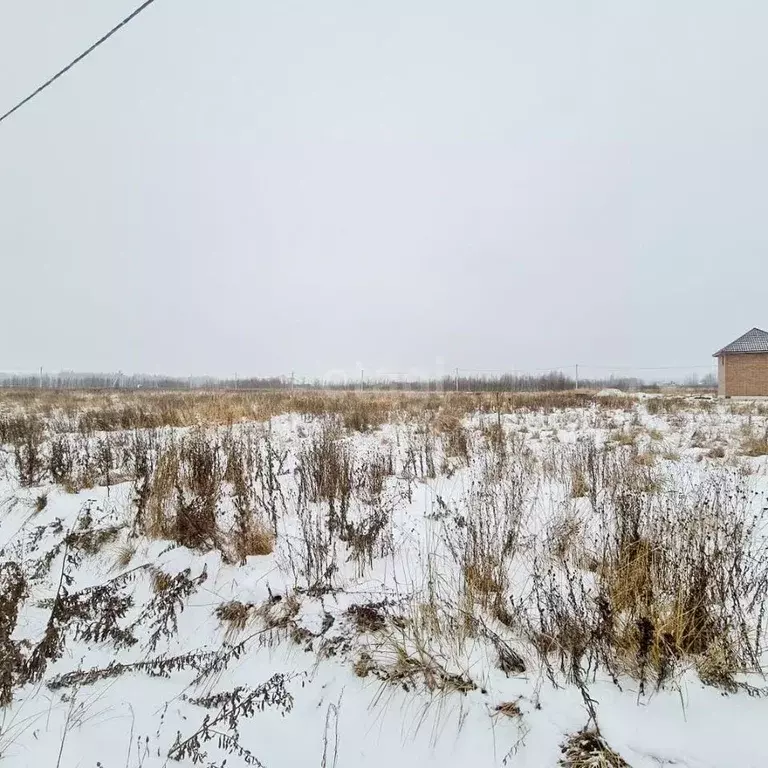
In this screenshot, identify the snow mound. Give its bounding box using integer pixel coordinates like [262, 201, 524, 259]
[596, 388, 625, 397]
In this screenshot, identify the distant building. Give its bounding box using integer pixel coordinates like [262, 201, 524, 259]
[713, 327, 768, 397]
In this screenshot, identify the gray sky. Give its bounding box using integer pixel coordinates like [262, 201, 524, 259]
[1, 1, 766, 380]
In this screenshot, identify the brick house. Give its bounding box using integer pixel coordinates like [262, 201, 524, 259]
[714, 327, 768, 397]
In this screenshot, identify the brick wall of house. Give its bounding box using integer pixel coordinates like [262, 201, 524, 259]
[718, 357, 725, 397]
[721, 353, 768, 397]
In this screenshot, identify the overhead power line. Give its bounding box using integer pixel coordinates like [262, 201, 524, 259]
[459, 366, 574, 375]
[582, 364, 714, 371]
[0, 0, 160, 126]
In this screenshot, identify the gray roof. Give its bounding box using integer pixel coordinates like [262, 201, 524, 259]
[714, 327, 768, 356]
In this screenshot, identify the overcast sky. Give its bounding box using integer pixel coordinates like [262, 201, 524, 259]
[1, 1, 766, 380]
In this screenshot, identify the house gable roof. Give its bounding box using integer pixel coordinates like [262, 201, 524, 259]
[714, 327, 768, 357]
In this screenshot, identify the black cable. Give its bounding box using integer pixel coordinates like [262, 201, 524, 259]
[0, 0, 160, 126]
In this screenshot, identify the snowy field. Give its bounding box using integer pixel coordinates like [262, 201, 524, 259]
[0, 390, 767, 767]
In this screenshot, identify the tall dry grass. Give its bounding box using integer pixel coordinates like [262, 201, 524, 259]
[1, 388, 767, 701]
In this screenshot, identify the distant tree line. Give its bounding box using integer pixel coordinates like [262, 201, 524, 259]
[0, 370, 717, 392]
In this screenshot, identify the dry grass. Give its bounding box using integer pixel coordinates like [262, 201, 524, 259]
[741, 434, 768, 457]
[257, 592, 301, 630]
[550, 510, 584, 562]
[114, 543, 137, 568]
[151, 569, 174, 594]
[374, 644, 476, 694]
[435, 414, 471, 465]
[10, 386, 768, 765]
[570, 470, 589, 498]
[0, 389, 643, 439]
[215, 600, 254, 634]
[66, 525, 122, 555]
[611, 430, 637, 447]
[527, 439, 768, 695]
[234, 522, 274, 559]
[146, 446, 180, 539]
[353, 652, 376, 678]
[2, 387, 767, 704]
[340, 395, 391, 432]
[346, 602, 388, 633]
[632, 450, 656, 467]
[559, 729, 629, 767]
[602, 537, 656, 615]
[696, 636, 740, 690]
[493, 700, 522, 719]
[463, 562, 504, 603]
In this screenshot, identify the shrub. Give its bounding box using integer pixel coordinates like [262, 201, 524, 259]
[12, 418, 45, 487]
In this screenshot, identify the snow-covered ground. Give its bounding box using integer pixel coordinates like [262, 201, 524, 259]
[1, 393, 767, 767]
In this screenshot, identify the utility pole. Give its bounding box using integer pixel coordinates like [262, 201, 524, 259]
[455, 367, 459, 392]
[360, 369, 364, 392]
[290, 371, 295, 392]
[575, 364, 579, 390]
[39, 366, 43, 389]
